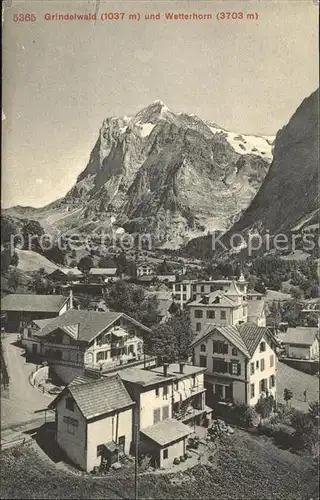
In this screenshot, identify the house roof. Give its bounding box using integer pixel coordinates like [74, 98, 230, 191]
[119, 367, 175, 387]
[248, 300, 265, 318]
[238, 323, 275, 356]
[151, 363, 206, 380]
[226, 280, 242, 297]
[89, 268, 117, 276]
[278, 327, 319, 346]
[50, 374, 134, 420]
[192, 323, 275, 358]
[51, 268, 83, 277]
[34, 309, 121, 341]
[141, 419, 191, 447]
[188, 290, 238, 308]
[1, 294, 69, 313]
[191, 324, 251, 358]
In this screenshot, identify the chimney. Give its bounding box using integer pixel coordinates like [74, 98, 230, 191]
[163, 363, 169, 377]
[69, 288, 74, 309]
[179, 362, 185, 374]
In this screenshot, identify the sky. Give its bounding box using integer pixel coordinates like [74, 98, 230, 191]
[2, 0, 319, 208]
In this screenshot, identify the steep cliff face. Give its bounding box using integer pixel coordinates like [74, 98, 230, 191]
[184, 88, 319, 257]
[5, 101, 273, 244]
[225, 88, 319, 236]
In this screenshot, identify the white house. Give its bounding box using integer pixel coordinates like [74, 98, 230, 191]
[278, 327, 319, 360]
[192, 323, 278, 407]
[247, 300, 266, 327]
[188, 281, 248, 334]
[49, 374, 135, 472]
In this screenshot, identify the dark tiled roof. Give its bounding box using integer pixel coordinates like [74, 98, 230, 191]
[238, 323, 274, 356]
[34, 309, 121, 342]
[141, 419, 191, 446]
[191, 324, 250, 357]
[69, 374, 134, 419]
[1, 294, 68, 312]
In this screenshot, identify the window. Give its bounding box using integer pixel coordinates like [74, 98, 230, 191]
[194, 310, 203, 319]
[155, 387, 159, 397]
[163, 385, 168, 398]
[256, 360, 259, 369]
[200, 343, 206, 352]
[260, 358, 265, 371]
[270, 355, 274, 367]
[65, 397, 74, 412]
[97, 444, 104, 457]
[183, 294, 186, 301]
[191, 375, 196, 387]
[212, 341, 228, 354]
[230, 361, 241, 376]
[269, 375, 275, 388]
[174, 382, 179, 391]
[201, 286, 205, 293]
[175, 284, 181, 291]
[63, 416, 78, 434]
[163, 449, 168, 459]
[192, 284, 197, 292]
[118, 436, 125, 452]
[182, 285, 187, 292]
[67, 422, 75, 434]
[199, 355, 207, 368]
[196, 323, 201, 332]
[153, 408, 161, 424]
[220, 311, 226, 320]
[210, 285, 215, 292]
[206, 310, 215, 319]
[250, 362, 255, 375]
[259, 379, 267, 393]
[162, 406, 169, 420]
[232, 348, 238, 356]
[259, 342, 266, 352]
[250, 383, 255, 398]
[212, 358, 228, 373]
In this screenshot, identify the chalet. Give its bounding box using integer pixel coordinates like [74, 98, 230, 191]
[1, 293, 72, 331]
[136, 262, 154, 278]
[192, 323, 278, 407]
[22, 310, 148, 383]
[88, 268, 118, 282]
[278, 327, 319, 360]
[47, 268, 83, 283]
[49, 374, 135, 472]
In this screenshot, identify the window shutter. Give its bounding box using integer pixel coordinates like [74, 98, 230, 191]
[228, 362, 233, 374]
[224, 361, 228, 373]
[237, 363, 241, 376]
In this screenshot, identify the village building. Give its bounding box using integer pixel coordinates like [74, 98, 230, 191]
[88, 267, 118, 282]
[172, 275, 248, 309]
[278, 327, 319, 360]
[188, 281, 248, 334]
[1, 293, 72, 332]
[136, 262, 154, 278]
[22, 310, 148, 383]
[48, 374, 135, 472]
[47, 268, 83, 283]
[192, 323, 278, 407]
[118, 362, 210, 468]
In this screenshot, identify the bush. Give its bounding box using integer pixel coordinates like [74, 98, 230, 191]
[173, 457, 180, 465]
[273, 424, 296, 449]
[232, 403, 260, 428]
[258, 423, 281, 437]
[179, 455, 185, 462]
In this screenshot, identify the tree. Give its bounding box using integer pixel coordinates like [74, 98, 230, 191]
[308, 401, 320, 420]
[10, 252, 19, 267]
[283, 388, 293, 406]
[267, 301, 282, 331]
[43, 245, 66, 265]
[115, 251, 128, 276]
[75, 293, 92, 310]
[77, 255, 93, 274]
[7, 268, 21, 292]
[21, 219, 44, 251]
[166, 310, 195, 361]
[104, 281, 160, 329]
[1, 249, 12, 275]
[156, 258, 174, 275]
[31, 269, 52, 294]
[255, 395, 274, 422]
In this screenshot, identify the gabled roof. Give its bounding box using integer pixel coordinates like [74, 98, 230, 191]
[141, 419, 191, 447]
[188, 290, 238, 308]
[49, 374, 134, 420]
[278, 327, 319, 346]
[238, 323, 275, 356]
[226, 280, 242, 297]
[191, 324, 251, 358]
[1, 294, 69, 313]
[34, 309, 151, 343]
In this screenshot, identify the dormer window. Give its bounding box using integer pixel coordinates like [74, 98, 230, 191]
[259, 342, 266, 352]
[213, 297, 220, 304]
[200, 343, 206, 352]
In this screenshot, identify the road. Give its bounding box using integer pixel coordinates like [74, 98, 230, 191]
[1, 333, 54, 429]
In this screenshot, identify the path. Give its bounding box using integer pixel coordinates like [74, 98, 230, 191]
[1, 333, 54, 429]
